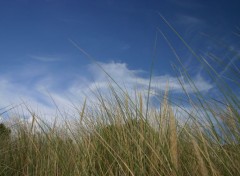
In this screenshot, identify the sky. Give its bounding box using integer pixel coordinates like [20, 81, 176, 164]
[0, 0, 239, 121]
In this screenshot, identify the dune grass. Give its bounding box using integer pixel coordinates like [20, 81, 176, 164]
[1, 21, 240, 175]
[0, 85, 239, 175]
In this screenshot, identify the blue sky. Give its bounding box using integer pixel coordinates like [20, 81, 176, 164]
[0, 0, 239, 120]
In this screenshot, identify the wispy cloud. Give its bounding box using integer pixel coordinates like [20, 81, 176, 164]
[0, 61, 213, 122]
[120, 44, 131, 51]
[173, 14, 206, 38]
[29, 55, 63, 62]
[175, 14, 205, 26]
[88, 61, 212, 93]
[167, 0, 204, 9]
[220, 49, 240, 76]
[59, 18, 83, 24]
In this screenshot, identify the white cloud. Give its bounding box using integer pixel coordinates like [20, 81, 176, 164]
[0, 61, 213, 124]
[88, 61, 212, 93]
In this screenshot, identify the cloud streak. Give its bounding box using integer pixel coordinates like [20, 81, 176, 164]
[29, 55, 63, 62]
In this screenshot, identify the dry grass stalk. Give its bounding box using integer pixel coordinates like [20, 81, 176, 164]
[192, 139, 209, 176]
[169, 106, 178, 172]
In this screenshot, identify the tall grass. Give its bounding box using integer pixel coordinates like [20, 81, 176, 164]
[1, 86, 239, 175]
[1, 22, 240, 175]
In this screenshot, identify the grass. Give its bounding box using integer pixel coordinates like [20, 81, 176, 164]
[1, 21, 240, 175]
[1, 87, 239, 175]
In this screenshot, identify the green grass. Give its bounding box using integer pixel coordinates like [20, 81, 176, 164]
[0, 20, 240, 175]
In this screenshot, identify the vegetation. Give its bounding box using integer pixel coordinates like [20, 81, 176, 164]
[0, 21, 239, 175]
[0, 123, 11, 142]
[0, 86, 239, 175]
